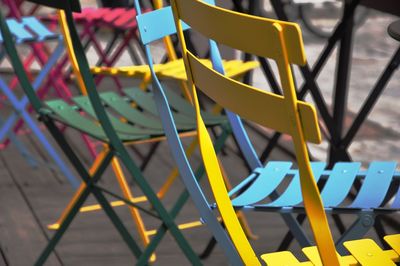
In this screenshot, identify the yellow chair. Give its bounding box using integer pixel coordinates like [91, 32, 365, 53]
[166, 0, 400, 265]
[90, 0, 259, 98]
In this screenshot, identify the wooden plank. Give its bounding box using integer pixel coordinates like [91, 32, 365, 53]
[0, 133, 62, 187]
[0, 186, 61, 265]
[0, 255, 6, 266]
[22, 184, 136, 265]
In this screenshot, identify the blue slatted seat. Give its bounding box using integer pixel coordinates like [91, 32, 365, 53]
[230, 161, 400, 211]
[0, 17, 59, 43]
[226, 159, 400, 254]
[133, 0, 400, 263]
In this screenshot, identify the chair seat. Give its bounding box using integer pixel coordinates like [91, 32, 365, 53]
[230, 161, 400, 212]
[0, 17, 60, 44]
[42, 87, 227, 143]
[261, 234, 400, 265]
[90, 59, 259, 81]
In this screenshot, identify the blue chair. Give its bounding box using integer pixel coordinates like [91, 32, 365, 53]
[135, 0, 400, 262]
[0, 16, 79, 187]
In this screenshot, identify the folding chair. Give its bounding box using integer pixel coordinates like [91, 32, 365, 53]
[0, 1, 242, 264]
[48, 3, 257, 261]
[149, 0, 399, 264]
[0, 15, 79, 187]
[0, 0, 76, 165]
[2, 0, 72, 103]
[54, 0, 259, 216]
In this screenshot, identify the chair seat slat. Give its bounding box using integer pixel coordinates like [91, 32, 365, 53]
[100, 91, 165, 131]
[231, 161, 292, 206]
[302, 246, 358, 266]
[349, 161, 397, 208]
[124, 88, 196, 128]
[344, 238, 397, 265]
[72, 96, 156, 136]
[260, 251, 313, 265]
[21, 17, 57, 41]
[262, 162, 326, 207]
[320, 162, 361, 207]
[385, 234, 400, 255]
[45, 99, 109, 141]
[46, 100, 138, 142]
[390, 187, 400, 208]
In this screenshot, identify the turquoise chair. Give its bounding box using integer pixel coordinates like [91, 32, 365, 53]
[135, 0, 400, 263]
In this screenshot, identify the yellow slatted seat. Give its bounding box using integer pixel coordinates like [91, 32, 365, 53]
[91, 59, 259, 81]
[261, 236, 400, 265]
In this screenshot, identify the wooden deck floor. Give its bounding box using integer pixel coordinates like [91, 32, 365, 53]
[0, 104, 398, 265]
[0, 113, 283, 265]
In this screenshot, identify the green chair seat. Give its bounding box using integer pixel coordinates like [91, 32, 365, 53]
[45, 88, 227, 143]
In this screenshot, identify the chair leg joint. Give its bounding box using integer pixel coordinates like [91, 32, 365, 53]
[360, 213, 374, 228]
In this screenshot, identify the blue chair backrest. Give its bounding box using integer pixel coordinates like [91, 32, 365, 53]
[134, 1, 261, 170]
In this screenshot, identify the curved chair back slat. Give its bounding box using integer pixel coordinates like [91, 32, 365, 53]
[174, 0, 306, 65]
[187, 54, 321, 143]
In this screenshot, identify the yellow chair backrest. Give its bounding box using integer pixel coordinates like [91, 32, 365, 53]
[170, 0, 340, 265]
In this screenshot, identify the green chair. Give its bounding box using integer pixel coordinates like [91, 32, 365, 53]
[0, 0, 227, 264]
[48, 2, 255, 263]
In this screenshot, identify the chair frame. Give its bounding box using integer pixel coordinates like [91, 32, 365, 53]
[160, 0, 399, 264]
[49, 3, 254, 262]
[0, 15, 79, 187]
[0, 1, 209, 264]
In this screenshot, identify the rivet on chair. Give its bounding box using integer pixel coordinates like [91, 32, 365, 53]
[342, 170, 348, 174]
[378, 170, 384, 174]
[274, 168, 280, 172]
[367, 252, 373, 257]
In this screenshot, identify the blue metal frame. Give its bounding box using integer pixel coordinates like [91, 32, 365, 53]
[0, 17, 79, 188]
[135, 0, 400, 260]
[134, 2, 245, 264]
